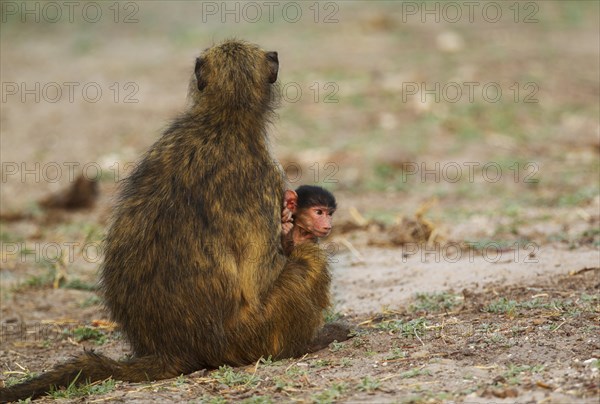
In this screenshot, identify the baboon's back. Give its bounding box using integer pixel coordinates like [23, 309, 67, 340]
[101, 121, 285, 369]
[0, 40, 332, 402]
[100, 40, 286, 369]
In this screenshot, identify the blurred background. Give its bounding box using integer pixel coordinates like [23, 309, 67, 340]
[1, 1, 598, 248]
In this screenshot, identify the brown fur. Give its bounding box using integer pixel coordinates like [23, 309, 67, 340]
[1, 40, 340, 403]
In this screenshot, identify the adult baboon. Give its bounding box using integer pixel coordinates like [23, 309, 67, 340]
[1, 39, 348, 402]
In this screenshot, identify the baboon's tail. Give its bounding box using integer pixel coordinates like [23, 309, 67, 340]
[0, 351, 178, 402]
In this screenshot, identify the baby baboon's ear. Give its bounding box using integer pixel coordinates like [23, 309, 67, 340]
[195, 57, 207, 91]
[284, 189, 298, 214]
[266, 51, 278, 83]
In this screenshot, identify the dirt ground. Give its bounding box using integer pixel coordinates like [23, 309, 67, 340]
[1, 1, 599, 403]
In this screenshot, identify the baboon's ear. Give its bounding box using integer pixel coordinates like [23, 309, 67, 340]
[266, 51, 279, 83]
[195, 57, 207, 91]
[284, 189, 298, 213]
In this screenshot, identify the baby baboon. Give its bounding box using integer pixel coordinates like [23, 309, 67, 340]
[0, 40, 348, 402]
[282, 185, 337, 255]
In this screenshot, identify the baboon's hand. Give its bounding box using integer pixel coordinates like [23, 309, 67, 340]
[282, 206, 293, 223]
[282, 221, 293, 236]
